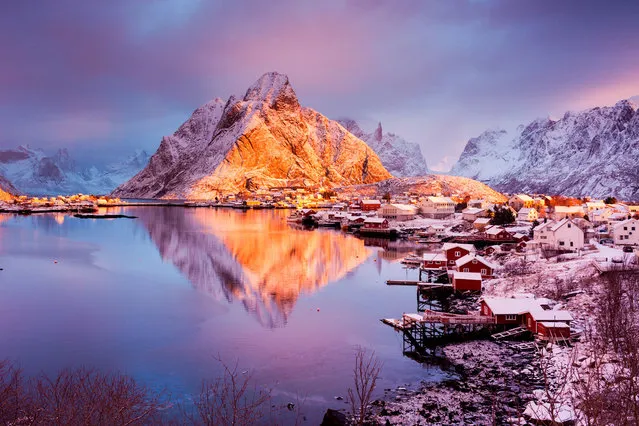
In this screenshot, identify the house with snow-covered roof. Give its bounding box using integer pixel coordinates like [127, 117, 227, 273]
[420, 196, 455, 219]
[379, 203, 417, 221]
[611, 218, 639, 246]
[508, 194, 534, 211]
[552, 205, 585, 220]
[455, 254, 496, 279]
[517, 207, 538, 222]
[462, 207, 487, 222]
[442, 243, 475, 267]
[533, 218, 584, 251]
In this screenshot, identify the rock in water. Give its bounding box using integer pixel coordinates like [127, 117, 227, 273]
[113, 72, 392, 199]
[320, 409, 347, 426]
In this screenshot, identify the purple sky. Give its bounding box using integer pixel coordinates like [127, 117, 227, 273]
[1, 0, 638, 170]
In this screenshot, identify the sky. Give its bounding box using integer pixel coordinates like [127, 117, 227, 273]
[1, 0, 638, 171]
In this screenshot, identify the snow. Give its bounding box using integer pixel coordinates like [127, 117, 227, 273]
[455, 254, 496, 269]
[452, 271, 482, 280]
[481, 296, 546, 315]
[450, 98, 639, 200]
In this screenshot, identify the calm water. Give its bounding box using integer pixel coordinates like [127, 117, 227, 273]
[0, 207, 445, 422]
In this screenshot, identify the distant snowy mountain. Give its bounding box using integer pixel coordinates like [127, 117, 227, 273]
[338, 119, 429, 177]
[450, 98, 639, 201]
[0, 173, 16, 200]
[114, 72, 391, 199]
[0, 146, 149, 196]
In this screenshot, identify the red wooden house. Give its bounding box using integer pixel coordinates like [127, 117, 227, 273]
[422, 253, 447, 270]
[441, 243, 475, 267]
[360, 200, 382, 211]
[455, 255, 496, 279]
[362, 217, 389, 229]
[451, 271, 482, 292]
[480, 297, 572, 340]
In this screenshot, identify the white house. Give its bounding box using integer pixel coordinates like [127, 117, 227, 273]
[509, 194, 535, 211]
[462, 207, 487, 222]
[379, 203, 417, 221]
[585, 201, 606, 212]
[517, 208, 538, 222]
[533, 218, 585, 251]
[590, 208, 615, 225]
[552, 205, 585, 220]
[420, 196, 455, 219]
[611, 219, 639, 246]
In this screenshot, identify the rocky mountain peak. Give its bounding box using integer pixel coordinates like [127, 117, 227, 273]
[374, 122, 383, 142]
[243, 72, 299, 111]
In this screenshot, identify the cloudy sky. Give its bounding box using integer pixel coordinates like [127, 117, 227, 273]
[1, 0, 638, 170]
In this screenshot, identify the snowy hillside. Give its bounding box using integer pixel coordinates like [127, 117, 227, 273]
[0, 146, 149, 196]
[450, 98, 639, 200]
[113, 72, 391, 199]
[338, 119, 429, 177]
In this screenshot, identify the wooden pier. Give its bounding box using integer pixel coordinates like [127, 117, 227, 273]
[491, 326, 529, 340]
[381, 312, 497, 355]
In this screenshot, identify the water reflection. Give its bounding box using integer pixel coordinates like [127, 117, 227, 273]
[134, 208, 371, 328]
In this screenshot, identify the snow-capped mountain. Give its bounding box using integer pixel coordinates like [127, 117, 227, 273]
[0, 146, 149, 196]
[113, 72, 391, 199]
[338, 119, 429, 177]
[0, 173, 16, 200]
[450, 98, 639, 201]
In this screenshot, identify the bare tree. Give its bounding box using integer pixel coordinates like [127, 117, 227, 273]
[186, 357, 272, 426]
[348, 347, 382, 426]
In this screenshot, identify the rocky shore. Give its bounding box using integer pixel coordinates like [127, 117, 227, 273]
[372, 341, 549, 425]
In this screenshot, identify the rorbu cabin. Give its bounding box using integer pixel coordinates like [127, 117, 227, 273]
[362, 217, 389, 229]
[360, 199, 382, 211]
[441, 243, 475, 267]
[455, 254, 496, 279]
[422, 252, 447, 270]
[480, 297, 572, 340]
[451, 271, 482, 292]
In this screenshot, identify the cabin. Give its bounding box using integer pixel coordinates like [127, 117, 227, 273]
[508, 194, 535, 211]
[590, 208, 614, 225]
[345, 215, 366, 225]
[480, 297, 572, 340]
[379, 203, 417, 221]
[462, 208, 487, 222]
[585, 201, 607, 212]
[362, 217, 389, 229]
[420, 196, 455, 219]
[611, 218, 639, 246]
[485, 226, 514, 241]
[517, 208, 538, 222]
[455, 254, 495, 279]
[533, 218, 585, 251]
[422, 252, 448, 270]
[441, 243, 475, 267]
[360, 199, 381, 211]
[451, 271, 482, 292]
[473, 217, 491, 231]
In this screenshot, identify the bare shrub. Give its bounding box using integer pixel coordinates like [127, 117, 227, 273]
[348, 347, 382, 426]
[0, 361, 31, 424]
[186, 358, 272, 426]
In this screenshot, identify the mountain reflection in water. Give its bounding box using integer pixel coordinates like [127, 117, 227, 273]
[134, 208, 371, 328]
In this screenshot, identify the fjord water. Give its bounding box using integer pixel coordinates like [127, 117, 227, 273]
[0, 208, 444, 421]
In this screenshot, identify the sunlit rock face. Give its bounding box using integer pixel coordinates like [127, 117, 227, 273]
[113, 72, 392, 199]
[134, 208, 370, 328]
[0, 174, 16, 201]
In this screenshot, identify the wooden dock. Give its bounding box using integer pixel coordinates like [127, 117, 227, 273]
[386, 280, 452, 290]
[491, 326, 528, 340]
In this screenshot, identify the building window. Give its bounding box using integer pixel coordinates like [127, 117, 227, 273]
[559, 241, 565, 246]
[505, 314, 517, 321]
[570, 241, 574, 247]
[481, 268, 487, 275]
[463, 268, 469, 272]
[455, 251, 460, 256]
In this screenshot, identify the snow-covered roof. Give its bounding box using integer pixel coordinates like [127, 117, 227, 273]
[452, 271, 482, 281]
[555, 205, 584, 213]
[364, 217, 387, 224]
[530, 309, 573, 322]
[538, 321, 570, 328]
[426, 196, 454, 204]
[511, 194, 534, 202]
[512, 232, 527, 239]
[422, 252, 447, 262]
[517, 208, 536, 215]
[442, 243, 475, 252]
[455, 254, 496, 269]
[386, 203, 416, 212]
[473, 217, 491, 224]
[481, 297, 544, 315]
[462, 207, 484, 215]
[486, 226, 510, 235]
[361, 199, 381, 205]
